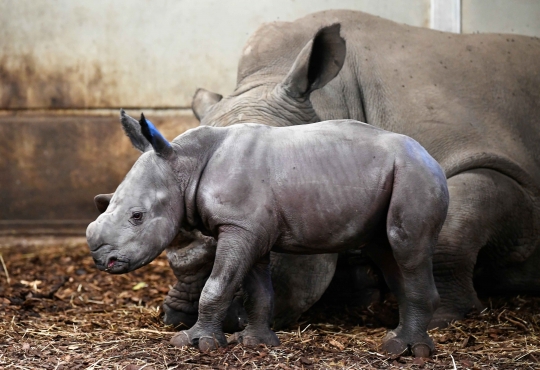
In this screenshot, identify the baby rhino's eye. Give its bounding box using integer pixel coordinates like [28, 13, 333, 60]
[130, 211, 144, 225]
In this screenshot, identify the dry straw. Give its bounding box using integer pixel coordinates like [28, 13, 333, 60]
[1, 242, 539, 369]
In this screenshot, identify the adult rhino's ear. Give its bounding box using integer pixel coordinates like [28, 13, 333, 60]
[138, 113, 173, 158]
[120, 109, 152, 153]
[94, 193, 113, 213]
[191, 88, 223, 121]
[280, 23, 346, 99]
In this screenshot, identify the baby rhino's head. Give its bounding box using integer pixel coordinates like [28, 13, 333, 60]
[86, 112, 183, 273]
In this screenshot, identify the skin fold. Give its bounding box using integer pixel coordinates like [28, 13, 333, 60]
[87, 115, 449, 356]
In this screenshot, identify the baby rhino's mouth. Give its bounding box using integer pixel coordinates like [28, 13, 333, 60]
[104, 256, 129, 273]
[107, 257, 118, 269]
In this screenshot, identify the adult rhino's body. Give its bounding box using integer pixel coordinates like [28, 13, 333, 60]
[88, 116, 448, 356]
[135, 10, 540, 329]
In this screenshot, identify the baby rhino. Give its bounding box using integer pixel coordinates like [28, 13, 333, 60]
[86, 112, 449, 357]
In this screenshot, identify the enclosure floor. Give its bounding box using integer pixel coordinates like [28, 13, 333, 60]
[1, 242, 539, 369]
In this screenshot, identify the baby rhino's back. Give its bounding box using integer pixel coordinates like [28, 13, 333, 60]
[263, 120, 403, 253]
[202, 120, 443, 254]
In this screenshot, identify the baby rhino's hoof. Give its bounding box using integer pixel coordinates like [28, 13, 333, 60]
[228, 329, 280, 347]
[381, 331, 433, 358]
[198, 336, 223, 352]
[382, 336, 408, 356]
[170, 332, 191, 348]
[411, 343, 432, 358]
[170, 330, 227, 351]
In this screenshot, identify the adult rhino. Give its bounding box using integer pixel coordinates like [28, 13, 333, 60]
[177, 10, 540, 326]
[113, 9, 540, 330]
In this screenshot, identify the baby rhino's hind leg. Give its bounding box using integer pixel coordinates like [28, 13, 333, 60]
[371, 171, 448, 357]
[228, 253, 280, 347]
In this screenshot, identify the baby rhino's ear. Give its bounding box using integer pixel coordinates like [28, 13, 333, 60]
[138, 113, 173, 158]
[120, 109, 152, 153]
[94, 193, 113, 213]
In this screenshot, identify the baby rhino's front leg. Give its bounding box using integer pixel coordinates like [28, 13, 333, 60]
[170, 228, 278, 351]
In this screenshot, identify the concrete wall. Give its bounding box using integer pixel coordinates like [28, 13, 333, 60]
[3, 0, 538, 110]
[0, 0, 429, 110]
[462, 0, 540, 36]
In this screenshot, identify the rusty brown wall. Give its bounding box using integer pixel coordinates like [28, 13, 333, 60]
[0, 112, 197, 235]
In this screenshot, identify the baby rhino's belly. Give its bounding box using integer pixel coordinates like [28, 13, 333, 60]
[272, 193, 391, 254]
[268, 152, 395, 254]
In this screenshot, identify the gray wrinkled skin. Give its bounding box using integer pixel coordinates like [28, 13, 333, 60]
[163, 230, 248, 333]
[88, 119, 449, 356]
[185, 10, 540, 329]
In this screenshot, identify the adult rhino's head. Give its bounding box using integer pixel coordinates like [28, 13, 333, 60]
[192, 23, 346, 127]
[86, 111, 183, 274]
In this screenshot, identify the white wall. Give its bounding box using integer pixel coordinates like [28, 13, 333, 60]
[1, 1, 539, 110]
[462, 0, 540, 36]
[0, 0, 429, 109]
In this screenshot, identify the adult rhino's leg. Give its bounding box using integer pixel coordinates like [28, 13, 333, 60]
[164, 232, 248, 332]
[271, 253, 338, 329]
[431, 169, 536, 328]
[474, 229, 540, 294]
[163, 232, 217, 328]
[320, 251, 384, 308]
